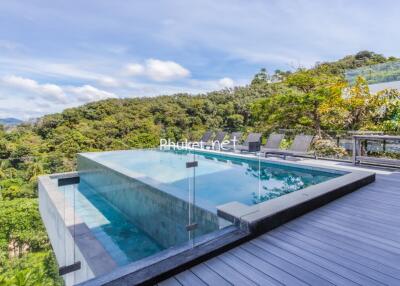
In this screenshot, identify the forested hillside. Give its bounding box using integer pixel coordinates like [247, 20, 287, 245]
[1, 51, 400, 284]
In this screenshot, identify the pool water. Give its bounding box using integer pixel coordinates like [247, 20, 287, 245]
[60, 182, 164, 266]
[80, 149, 343, 209]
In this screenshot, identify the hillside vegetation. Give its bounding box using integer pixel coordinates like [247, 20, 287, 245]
[1, 51, 400, 284]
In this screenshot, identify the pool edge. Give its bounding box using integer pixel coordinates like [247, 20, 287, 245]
[218, 170, 376, 234]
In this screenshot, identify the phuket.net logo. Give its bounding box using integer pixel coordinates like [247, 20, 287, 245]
[159, 138, 237, 151]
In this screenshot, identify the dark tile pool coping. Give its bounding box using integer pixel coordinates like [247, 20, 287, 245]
[217, 170, 375, 234]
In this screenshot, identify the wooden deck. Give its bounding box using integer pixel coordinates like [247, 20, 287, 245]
[158, 162, 400, 286]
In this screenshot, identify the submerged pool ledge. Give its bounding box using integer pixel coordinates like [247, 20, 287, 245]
[217, 167, 375, 234]
[38, 172, 118, 286]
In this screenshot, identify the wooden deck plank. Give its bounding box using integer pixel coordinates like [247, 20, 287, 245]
[305, 209, 400, 241]
[283, 223, 400, 272]
[356, 185, 400, 197]
[260, 234, 384, 285]
[174, 270, 207, 286]
[161, 163, 400, 286]
[270, 229, 400, 285]
[158, 277, 182, 286]
[328, 194, 400, 211]
[248, 238, 358, 286]
[314, 207, 400, 233]
[190, 264, 232, 286]
[317, 203, 400, 226]
[322, 201, 400, 225]
[204, 257, 258, 286]
[321, 203, 400, 227]
[288, 215, 400, 258]
[349, 192, 400, 206]
[301, 213, 400, 250]
[340, 194, 400, 209]
[236, 244, 334, 286]
[218, 252, 284, 286]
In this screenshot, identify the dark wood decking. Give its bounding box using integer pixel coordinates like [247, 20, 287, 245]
[158, 169, 400, 286]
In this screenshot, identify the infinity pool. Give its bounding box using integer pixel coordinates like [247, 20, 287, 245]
[40, 149, 371, 285]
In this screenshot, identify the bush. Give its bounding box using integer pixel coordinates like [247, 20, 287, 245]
[0, 199, 48, 254]
[313, 138, 347, 157]
[0, 251, 63, 286]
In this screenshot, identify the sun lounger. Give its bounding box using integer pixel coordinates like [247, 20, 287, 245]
[260, 133, 285, 153]
[236, 133, 262, 152]
[223, 132, 243, 150]
[199, 131, 213, 144]
[264, 134, 315, 159]
[204, 131, 227, 149]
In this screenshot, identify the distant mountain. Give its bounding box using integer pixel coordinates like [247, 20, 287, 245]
[0, 117, 23, 126]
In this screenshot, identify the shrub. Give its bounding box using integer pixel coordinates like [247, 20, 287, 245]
[313, 138, 347, 157]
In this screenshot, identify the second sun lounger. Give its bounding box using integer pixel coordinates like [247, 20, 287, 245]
[260, 133, 285, 153]
[199, 131, 213, 144]
[264, 134, 315, 159]
[236, 133, 262, 152]
[223, 132, 243, 150]
[205, 131, 227, 149]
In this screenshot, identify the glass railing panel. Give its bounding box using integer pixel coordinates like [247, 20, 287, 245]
[186, 141, 258, 242]
[75, 148, 190, 261]
[186, 148, 196, 246]
[38, 173, 81, 285]
[186, 147, 236, 248]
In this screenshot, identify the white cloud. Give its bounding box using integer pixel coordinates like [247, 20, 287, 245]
[97, 76, 120, 87]
[125, 63, 145, 76]
[67, 85, 117, 102]
[145, 59, 190, 81]
[0, 57, 125, 87]
[1, 75, 117, 107]
[125, 59, 190, 82]
[2, 75, 67, 103]
[218, 77, 234, 88]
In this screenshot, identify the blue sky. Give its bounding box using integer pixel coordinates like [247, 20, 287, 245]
[0, 0, 399, 119]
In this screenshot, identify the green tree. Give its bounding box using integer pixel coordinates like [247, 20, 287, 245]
[251, 68, 270, 85]
[285, 69, 344, 135]
[225, 114, 244, 131]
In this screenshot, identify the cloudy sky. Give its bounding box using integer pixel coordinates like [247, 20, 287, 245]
[1, 0, 399, 119]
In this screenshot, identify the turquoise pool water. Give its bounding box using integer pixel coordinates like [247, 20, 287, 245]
[60, 182, 164, 266]
[80, 149, 344, 209]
